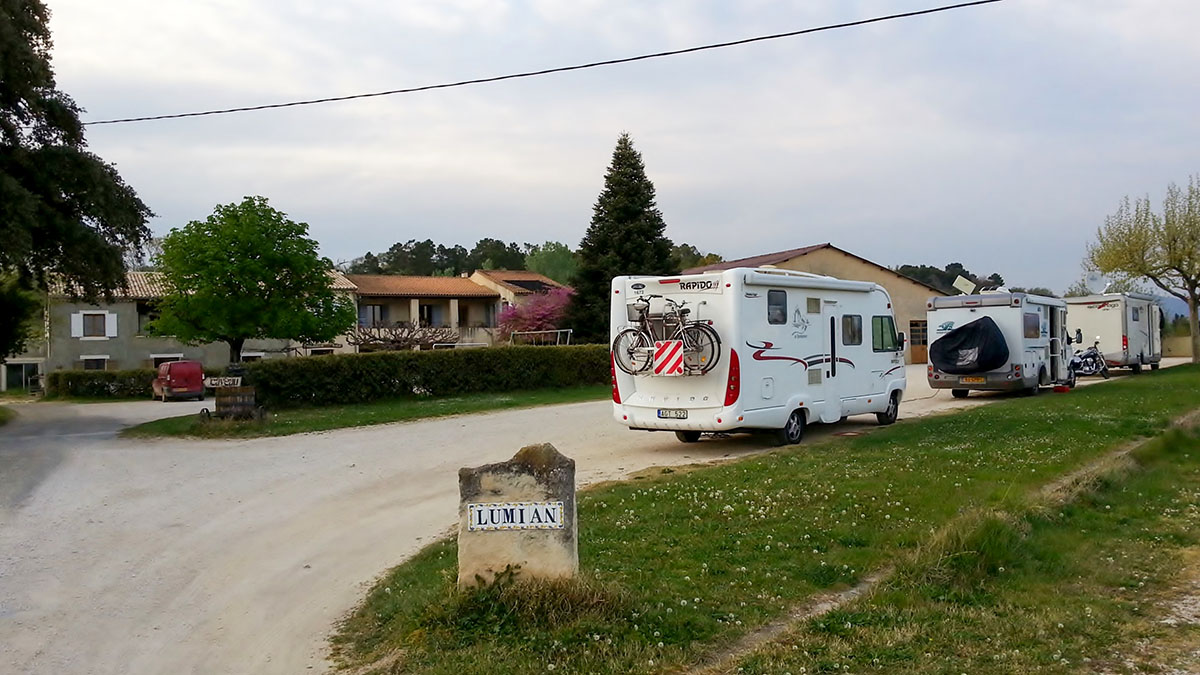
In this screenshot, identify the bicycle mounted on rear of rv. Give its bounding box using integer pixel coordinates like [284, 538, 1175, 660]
[612, 294, 721, 375]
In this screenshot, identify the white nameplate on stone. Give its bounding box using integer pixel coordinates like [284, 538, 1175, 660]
[467, 501, 565, 531]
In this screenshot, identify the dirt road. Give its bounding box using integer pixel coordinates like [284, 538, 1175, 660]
[0, 362, 1182, 674]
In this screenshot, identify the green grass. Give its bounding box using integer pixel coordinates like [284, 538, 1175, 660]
[121, 385, 610, 439]
[330, 365, 1200, 674]
[739, 428, 1200, 674]
[0, 406, 14, 426]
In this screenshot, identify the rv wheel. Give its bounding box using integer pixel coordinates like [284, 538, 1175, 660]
[1151, 363, 1160, 371]
[774, 410, 806, 446]
[675, 430, 702, 443]
[951, 389, 969, 399]
[1131, 362, 1143, 374]
[876, 391, 900, 425]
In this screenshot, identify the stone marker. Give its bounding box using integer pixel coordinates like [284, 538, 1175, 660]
[457, 443, 577, 589]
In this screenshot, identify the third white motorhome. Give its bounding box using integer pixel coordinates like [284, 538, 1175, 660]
[610, 268, 907, 445]
[926, 292, 1075, 397]
[1065, 293, 1163, 372]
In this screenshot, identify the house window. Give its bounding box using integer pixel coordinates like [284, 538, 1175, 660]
[82, 357, 108, 371]
[309, 348, 334, 356]
[152, 355, 182, 368]
[137, 302, 159, 334]
[842, 315, 863, 346]
[872, 316, 900, 352]
[360, 304, 385, 327]
[459, 304, 470, 327]
[1024, 312, 1040, 339]
[83, 313, 106, 337]
[909, 320, 928, 346]
[767, 290, 787, 325]
[485, 303, 498, 327]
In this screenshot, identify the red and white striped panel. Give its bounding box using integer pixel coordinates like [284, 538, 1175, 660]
[654, 340, 684, 376]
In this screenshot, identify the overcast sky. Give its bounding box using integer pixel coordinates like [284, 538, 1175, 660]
[44, 0, 1200, 292]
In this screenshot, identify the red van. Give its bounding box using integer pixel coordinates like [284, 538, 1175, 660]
[152, 360, 205, 401]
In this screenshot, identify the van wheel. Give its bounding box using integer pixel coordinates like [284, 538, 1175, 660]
[774, 410, 806, 446]
[675, 430, 702, 443]
[951, 389, 969, 399]
[876, 391, 900, 425]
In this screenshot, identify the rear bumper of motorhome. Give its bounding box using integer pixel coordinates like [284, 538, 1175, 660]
[927, 371, 1029, 391]
[614, 404, 740, 432]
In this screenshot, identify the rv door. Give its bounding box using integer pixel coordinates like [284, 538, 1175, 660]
[820, 302, 843, 423]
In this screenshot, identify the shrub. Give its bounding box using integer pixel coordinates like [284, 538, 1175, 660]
[244, 344, 609, 408]
[46, 369, 157, 399]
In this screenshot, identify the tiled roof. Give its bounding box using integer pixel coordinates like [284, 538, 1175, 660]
[346, 274, 500, 298]
[473, 269, 566, 295]
[683, 243, 945, 295]
[51, 270, 360, 299]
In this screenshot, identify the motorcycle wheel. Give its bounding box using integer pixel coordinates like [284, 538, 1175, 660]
[1100, 367, 1110, 380]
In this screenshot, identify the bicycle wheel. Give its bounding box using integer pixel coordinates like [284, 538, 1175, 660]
[680, 323, 721, 373]
[612, 329, 652, 374]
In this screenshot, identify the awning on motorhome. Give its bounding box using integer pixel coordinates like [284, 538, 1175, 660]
[930, 316, 1010, 374]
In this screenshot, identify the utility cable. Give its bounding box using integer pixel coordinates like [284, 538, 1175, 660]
[84, 0, 1003, 125]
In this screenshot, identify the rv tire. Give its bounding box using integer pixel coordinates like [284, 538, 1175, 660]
[1024, 384, 1041, 397]
[1151, 363, 1160, 371]
[774, 410, 805, 446]
[675, 430, 702, 443]
[876, 391, 900, 425]
[1131, 362, 1143, 374]
[951, 389, 969, 399]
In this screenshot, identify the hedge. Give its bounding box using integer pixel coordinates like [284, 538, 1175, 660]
[244, 344, 609, 408]
[46, 369, 157, 399]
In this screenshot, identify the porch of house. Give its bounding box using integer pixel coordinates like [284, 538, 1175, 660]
[356, 297, 500, 345]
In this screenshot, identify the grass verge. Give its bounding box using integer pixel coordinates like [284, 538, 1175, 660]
[0, 406, 14, 427]
[737, 427, 1200, 674]
[330, 366, 1200, 674]
[121, 385, 610, 439]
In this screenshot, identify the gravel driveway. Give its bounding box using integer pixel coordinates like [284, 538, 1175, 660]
[0, 361, 1184, 674]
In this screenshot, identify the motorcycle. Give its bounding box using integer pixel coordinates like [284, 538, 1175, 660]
[1070, 332, 1110, 379]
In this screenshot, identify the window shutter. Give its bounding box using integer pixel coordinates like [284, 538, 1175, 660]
[71, 313, 84, 338]
[105, 312, 118, 337]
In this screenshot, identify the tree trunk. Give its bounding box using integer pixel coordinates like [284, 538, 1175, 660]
[227, 337, 245, 364]
[1190, 294, 1200, 365]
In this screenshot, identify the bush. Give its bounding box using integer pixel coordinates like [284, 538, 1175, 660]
[46, 369, 157, 399]
[245, 344, 609, 408]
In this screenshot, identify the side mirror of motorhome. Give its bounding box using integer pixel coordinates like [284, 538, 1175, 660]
[897, 331, 907, 348]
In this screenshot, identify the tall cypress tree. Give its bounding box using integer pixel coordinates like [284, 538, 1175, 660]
[567, 133, 674, 343]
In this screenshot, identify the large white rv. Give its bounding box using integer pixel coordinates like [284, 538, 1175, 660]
[1065, 293, 1163, 372]
[610, 268, 907, 445]
[926, 292, 1075, 397]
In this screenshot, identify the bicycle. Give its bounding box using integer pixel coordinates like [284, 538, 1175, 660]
[612, 294, 722, 375]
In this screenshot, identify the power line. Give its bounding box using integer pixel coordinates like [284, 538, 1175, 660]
[84, 0, 1004, 126]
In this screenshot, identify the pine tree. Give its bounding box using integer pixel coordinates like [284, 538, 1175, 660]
[567, 133, 674, 342]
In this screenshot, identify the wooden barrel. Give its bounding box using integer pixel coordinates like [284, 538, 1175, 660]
[215, 386, 257, 419]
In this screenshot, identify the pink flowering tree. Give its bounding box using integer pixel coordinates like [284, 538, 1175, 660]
[497, 287, 574, 343]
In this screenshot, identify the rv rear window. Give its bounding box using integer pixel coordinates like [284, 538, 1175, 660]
[1024, 312, 1040, 339]
[842, 315, 863, 346]
[1132, 307, 1140, 322]
[872, 316, 899, 352]
[768, 290, 787, 325]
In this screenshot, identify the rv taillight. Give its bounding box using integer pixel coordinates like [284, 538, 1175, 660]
[1122, 335, 1128, 351]
[610, 353, 621, 404]
[724, 349, 740, 406]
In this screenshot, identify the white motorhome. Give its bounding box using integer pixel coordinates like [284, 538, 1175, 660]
[926, 292, 1075, 397]
[1065, 293, 1163, 372]
[610, 268, 907, 445]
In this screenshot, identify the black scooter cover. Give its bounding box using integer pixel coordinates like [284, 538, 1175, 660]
[929, 316, 1010, 375]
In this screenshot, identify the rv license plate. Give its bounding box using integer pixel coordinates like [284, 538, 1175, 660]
[960, 376, 986, 384]
[657, 408, 688, 419]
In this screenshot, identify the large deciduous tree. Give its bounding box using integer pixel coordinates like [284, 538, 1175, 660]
[0, 0, 152, 357]
[1087, 176, 1200, 362]
[524, 241, 579, 285]
[567, 133, 674, 342]
[151, 197, 356, 363]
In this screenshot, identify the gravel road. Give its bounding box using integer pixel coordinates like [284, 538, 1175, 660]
[0, 361, 1183, 674]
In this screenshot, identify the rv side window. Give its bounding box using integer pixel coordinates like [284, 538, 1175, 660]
[872, 316, 899, 352]
[1023, 312, 1040, 339]
[768, 290, 787, 325]
[806, 297, 821, 314]
[1132, 307, 1140, 322]
[842, 315, 863, 346]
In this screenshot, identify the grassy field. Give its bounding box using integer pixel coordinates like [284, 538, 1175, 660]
[739, 428, 1200, 674]
[121, 385, 610, 439]
[0, 406, 14, 427]
[330, 365, 1200, 674]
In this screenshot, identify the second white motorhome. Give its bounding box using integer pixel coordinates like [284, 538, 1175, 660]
[610, 268, 907, 445]
[1065, 293, 1163, 372]
[926, 292, 1075, 397]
